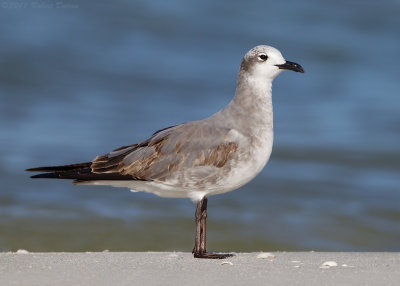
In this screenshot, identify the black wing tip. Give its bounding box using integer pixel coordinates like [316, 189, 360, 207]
[26, 167, 49, 172]
[26, 162, 92, 173]
[29, 170, 145, 181]
[30, 172, 59, 179]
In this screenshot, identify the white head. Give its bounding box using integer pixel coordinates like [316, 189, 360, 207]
[240, 45, 304, 81]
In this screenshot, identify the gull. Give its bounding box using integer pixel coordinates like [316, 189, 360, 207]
[27, 45, 304, 259]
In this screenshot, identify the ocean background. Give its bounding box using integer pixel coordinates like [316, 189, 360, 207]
[1, 0, 399, 252]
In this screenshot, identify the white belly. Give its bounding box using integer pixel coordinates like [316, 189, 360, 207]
[77, 129, 274, 202]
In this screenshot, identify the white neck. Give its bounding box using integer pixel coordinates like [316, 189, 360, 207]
[216, 71, 274, 132]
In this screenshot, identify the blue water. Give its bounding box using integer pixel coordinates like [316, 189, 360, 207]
[1, 0, 399, 252]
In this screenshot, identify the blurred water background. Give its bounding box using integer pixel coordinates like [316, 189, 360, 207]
[0, 0, 399, 252]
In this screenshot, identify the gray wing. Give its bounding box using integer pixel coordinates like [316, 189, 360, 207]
[91, 121, 240, 182]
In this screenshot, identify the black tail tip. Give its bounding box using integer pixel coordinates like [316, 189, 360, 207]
[30, 173, 59, 179]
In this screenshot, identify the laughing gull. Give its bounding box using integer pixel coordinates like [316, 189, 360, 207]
[27, 45, 304, 259]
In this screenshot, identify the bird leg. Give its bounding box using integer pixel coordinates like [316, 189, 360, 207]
[200, 196, 207, 253]
[192, 196, 233, 259]
[193, 198, 203, 255]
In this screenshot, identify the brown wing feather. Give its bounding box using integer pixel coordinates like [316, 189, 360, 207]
[90, 122, 239, 182]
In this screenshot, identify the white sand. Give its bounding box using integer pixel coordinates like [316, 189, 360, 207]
[1, 252, 399, 286]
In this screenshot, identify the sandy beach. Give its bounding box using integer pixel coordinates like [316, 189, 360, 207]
[1, 252, 399, 286]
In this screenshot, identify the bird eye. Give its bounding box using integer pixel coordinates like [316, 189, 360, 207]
[258, 54, 268, 61]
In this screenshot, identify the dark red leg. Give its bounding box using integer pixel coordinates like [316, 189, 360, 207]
[192, 197, 233, 259]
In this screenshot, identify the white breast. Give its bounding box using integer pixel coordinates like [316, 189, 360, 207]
[207, 127, 274, 197]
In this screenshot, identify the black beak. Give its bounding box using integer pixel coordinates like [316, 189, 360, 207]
[276, 61, 305, 73]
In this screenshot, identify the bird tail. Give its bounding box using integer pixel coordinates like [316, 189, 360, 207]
[26, 162, 137, 182]
[26, 162, 92, 180]
[26, 162, 92, 174]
